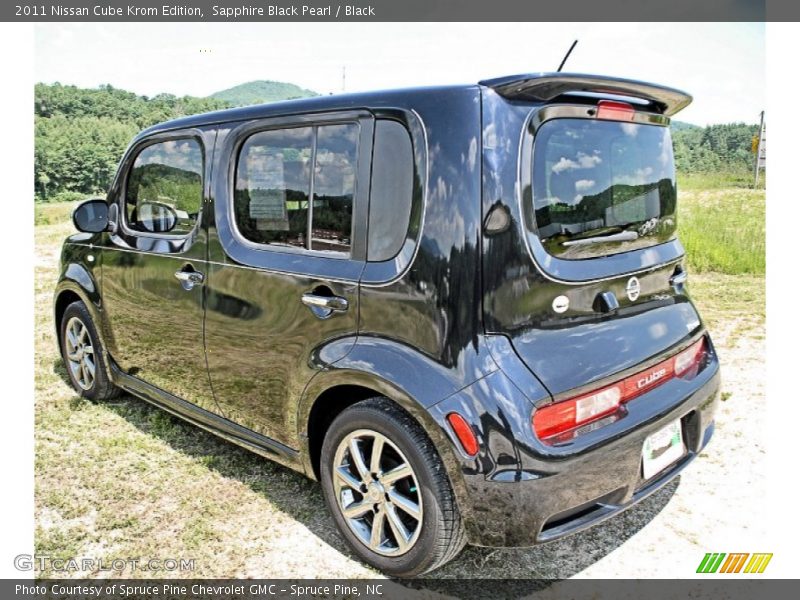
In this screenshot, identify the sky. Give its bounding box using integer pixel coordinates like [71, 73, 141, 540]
[34, 22, 764, 125]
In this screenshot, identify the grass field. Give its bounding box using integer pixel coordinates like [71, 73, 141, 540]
[678, 186, 765, 275]
[34, 183, 765, 579]
[677, 171, 764, 192]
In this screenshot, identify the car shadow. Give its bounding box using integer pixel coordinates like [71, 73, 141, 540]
[53, 359, 93, 411]
[52, 357, 71, 386]
[73, 390, 678, 588]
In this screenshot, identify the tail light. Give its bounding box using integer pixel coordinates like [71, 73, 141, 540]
[675, 338, 706, 377]
[533, 337, 708, 444]
[533, 385, 622, 440]
[596, 100, 635, 121]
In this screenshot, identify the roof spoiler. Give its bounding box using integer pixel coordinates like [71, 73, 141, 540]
[478, 72, 692, 117]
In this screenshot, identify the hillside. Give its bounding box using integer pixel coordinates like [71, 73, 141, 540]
[210, 80, 319, 106]
[671, 120, 701, 133]
[35, 82, 229, 128]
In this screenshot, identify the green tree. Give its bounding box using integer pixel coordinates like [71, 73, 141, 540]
[672, 122, 758, 174]
[34, 83, 230, 201]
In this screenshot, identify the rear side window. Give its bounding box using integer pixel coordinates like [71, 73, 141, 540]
[312, 124, 358, 252]
[234, 123, 358, 255]
[125, 138, 203, 236]
[368, 120, 414, 262]
[532, 119, 676, 259]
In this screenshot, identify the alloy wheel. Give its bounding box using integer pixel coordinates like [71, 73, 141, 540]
[332, 429, 423, 556]
[64, 316, 95, 391]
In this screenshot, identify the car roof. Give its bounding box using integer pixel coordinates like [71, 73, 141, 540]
[140, 72, 690, 137]
[141, 84, 479, 135]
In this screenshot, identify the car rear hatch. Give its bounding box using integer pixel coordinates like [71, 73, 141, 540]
[480, 74, 705, 404]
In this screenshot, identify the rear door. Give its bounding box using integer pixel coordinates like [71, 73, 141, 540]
[481, 91, 702, 397]
[204, 112, 373, 448]
[101, 128, 216, 411]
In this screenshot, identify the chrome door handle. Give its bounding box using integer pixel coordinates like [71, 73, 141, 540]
[301, 293, 349, 313]
[174, 269, 204, 290]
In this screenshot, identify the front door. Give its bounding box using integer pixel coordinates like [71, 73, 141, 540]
[101, 129, 216, 412]
[204, 114, 373, 448]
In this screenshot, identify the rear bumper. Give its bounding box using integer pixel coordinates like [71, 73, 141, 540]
[536, 420, 712, 543]
[430, 352, 720, 548]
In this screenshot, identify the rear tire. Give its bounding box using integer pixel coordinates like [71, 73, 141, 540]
[59, 300, 120, 401]
[320, 397, 466, 577]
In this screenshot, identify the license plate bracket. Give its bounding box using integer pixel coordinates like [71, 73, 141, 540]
[642, 418, 685, 480]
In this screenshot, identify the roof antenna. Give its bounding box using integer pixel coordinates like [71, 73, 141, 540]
[557, 39, 578, 72]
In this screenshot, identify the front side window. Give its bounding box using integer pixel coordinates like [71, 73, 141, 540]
[532, 118, 677, 259]
[125, 138, 203, 236]
[235, 123, 358, 255]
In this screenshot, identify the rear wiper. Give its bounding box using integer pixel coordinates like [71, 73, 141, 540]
[561, 230, 639, 247]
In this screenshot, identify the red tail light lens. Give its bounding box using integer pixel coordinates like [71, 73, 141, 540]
[675, 338, 706, 377]
[446, 413, 479, 457]
[533, 337, 708, 444]
[533, 384, 622, 440]
[596, 100, 635, 121]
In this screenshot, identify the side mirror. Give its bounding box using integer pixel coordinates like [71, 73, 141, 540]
[72, 199, 109, 233]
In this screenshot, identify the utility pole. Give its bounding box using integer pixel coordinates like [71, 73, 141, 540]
[754, 110, 765, 188]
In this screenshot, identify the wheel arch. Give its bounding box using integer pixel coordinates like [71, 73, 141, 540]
[53, 262, 105, 350]
[299, 371, 470, 513]
[304, 382, 383, 480]
[54, 288, 83, 335]
[54, 285, 94, 333]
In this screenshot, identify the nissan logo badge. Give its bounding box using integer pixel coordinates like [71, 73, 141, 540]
[552, 295, 570, 313]
[626, 276, 641, 302]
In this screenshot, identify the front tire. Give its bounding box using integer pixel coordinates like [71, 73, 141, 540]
[320, 397, 466, 577]
[59, 300, 120, 401]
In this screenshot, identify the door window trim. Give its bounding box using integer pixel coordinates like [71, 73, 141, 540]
[516, 104, 684, 284]
[360, 108, 429, 286]
[230, 119, 361, 259]
[117, 129, 207, 243]
[214, 110, 374, 279]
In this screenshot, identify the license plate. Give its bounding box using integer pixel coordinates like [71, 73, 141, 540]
[642, 419, 685, 480]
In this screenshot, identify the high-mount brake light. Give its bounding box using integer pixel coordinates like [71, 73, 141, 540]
[533, 337, 708, 444]
[596, 100, 635, 121]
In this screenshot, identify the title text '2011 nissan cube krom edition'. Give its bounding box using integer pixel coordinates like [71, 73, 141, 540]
[55, 73, 720, 577]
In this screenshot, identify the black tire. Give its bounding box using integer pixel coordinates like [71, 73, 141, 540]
[59, 300, 120, 401]
[320, 397, 467, 577]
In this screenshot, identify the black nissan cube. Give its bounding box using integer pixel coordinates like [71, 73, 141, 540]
[55, 73, 720, 577]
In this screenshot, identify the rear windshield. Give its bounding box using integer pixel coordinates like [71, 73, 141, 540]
[532, 118, 677, 259]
